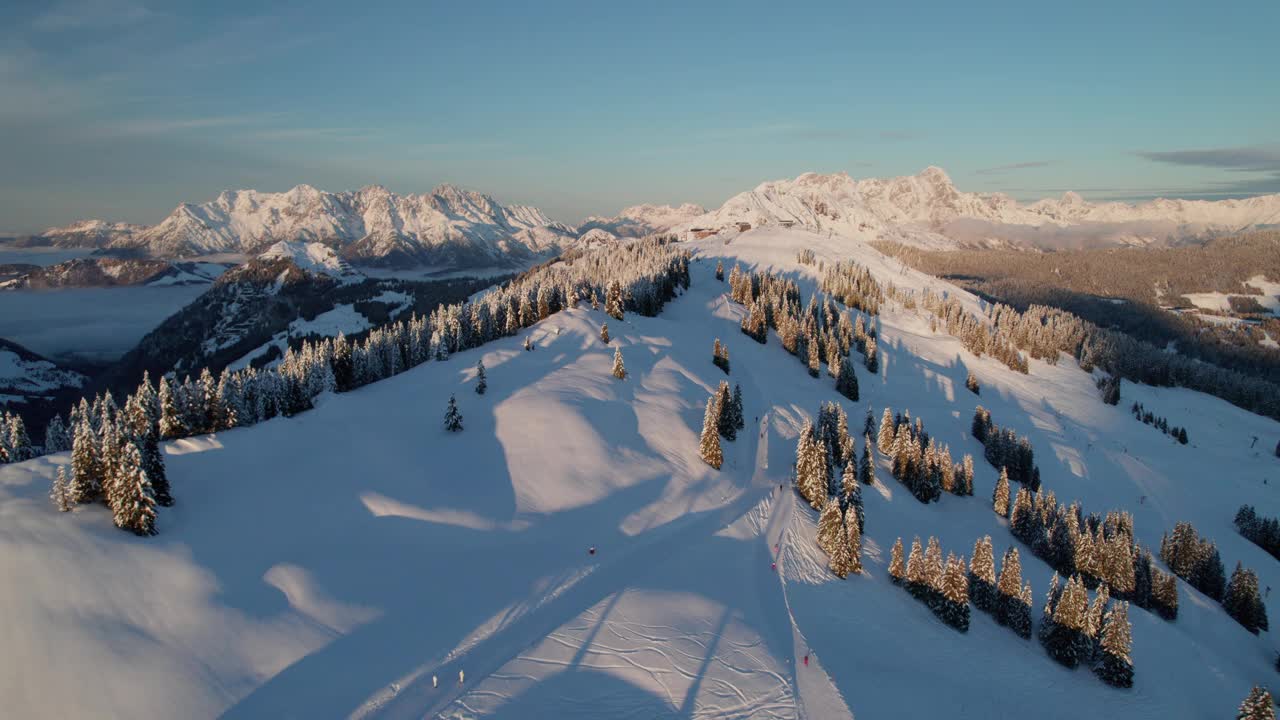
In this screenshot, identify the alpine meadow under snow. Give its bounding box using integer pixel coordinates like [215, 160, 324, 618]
[3, 225, 1280, 719]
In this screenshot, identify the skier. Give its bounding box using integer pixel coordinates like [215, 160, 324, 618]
[459, 670, 465, 685]
[771, 562, 776, 571]
[432, 675, 438, 689]
[803, 654, 809, 667]
[589, 546, 596, 556]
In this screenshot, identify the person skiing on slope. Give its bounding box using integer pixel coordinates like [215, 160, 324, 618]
[803, 654, 809, 667]
[589, 546, 596, 556]
[459, 670, 465, 685]
[771, 562, 776, 571]
[432, 675, 438, 689]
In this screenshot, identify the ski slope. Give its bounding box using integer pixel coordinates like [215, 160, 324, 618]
[2, 227, 1278, 718]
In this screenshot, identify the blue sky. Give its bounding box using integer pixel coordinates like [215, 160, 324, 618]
[1, 0, 1277, 232]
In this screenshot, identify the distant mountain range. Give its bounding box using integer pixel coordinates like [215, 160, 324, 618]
[12, 169, 1280, 266]
[680, 167, 1280, 250]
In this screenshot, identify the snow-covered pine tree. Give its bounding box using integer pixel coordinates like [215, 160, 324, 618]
[6, 414, 32, 462]
[828, 515, 857, 579]
[1237, 686, 1275, 720]
[1045, 575, 1091, 668]
[835, 357, 859, 401]
[444, 395, 463, 432]
[51, 466, 72, 512]
[605, 280, 624, 320]
[795, 420, 828, 510]
[109, 440, 157, 536]
[970, 536, 997, 614]
[43, 414, 70, 454]
[715, 382, 736, 441]
[1095, 600, 1133, 688]
[158, 376, 186, 440]
[877, 407, 895, 454]
[731, 384, 745, 431]
[1224, 562, 1269, 634]
[601, 323, 610, 345]
[993, 467, 1011, 517]
[905, 536, 925, 593]
[699, 395, 724, 470]
[859, 436, 875, 485]
[889, 537, 906, 585]
[475, 361, 487, 395]
[864, 337, 878, 373]
[846, 512, 863, 575]
[612, 347, 627, 379]
[97, 418, 125, 507]
[817, 496, 843, 556]
[806, 334, 821, 378]
[961, 454, 975, 495]
[712, 338, 730, 374]
[715, 260, 724, 281]
[941, 554, 971, 632]
[1087, 584, 1110, 661]
[1012, 581, 1034, 640]
[922, 536, 945, 605]
[841, 461, 864, 532]
[996, 547, 1024, 631]
[69, 418, 100, 504]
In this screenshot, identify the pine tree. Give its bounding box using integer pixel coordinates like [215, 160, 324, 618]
[969, 536, 997, 614]
[158, 376, 186, 440]
[444, 395, 463, 432]
[889, 537, 906, 584]
[846, 512, 863, 574]
[828, 515, 857, 579]
[1011, 581, 1034, 639]
[795, 420, 828, 509]
[1095, 601, 1134, 688]
[864, 337, 878, 373]
[715, 260, 724, 281]
[841, 461, 864, 532]
[817, 496, 843, 555]
[140, 431, 172, 508]
[1045, 575, 1091, 668]
[835, 357, 859, 401]
[715, 382, 736, 441]
[993, 467, 1011, 517]
[475, 361, 487, 395]
[1238, 686, 1276, 720]
[859, 435, 874, 485]
[996, 547, 1024, 629]
[806, 335, 821, 378]
[109, 441, 157, 536]
[941, 554, 971, 632]
[612, 347, 627, 379]
[965, 372, 980, 395]
[905, 536, 925, 591]
[877, 407, 895, 454]
[6, 414, 32, 462]
[1224, 562, 1269, 634]
[51, 466, 72, 512]
[699, 396, 723, 470]
[43, 414, 70, 454]
[69, 418, 100, 503]
[713, 338, 730, 374]
[600, 322, 610, 344]
[731, 384, 745, 431]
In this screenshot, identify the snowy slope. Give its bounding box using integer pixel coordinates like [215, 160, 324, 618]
[682, 168, 1280, 250]
[0, 339, 85, 400]
[2, 228, 1279, 718]
[33, 185, 578, 268]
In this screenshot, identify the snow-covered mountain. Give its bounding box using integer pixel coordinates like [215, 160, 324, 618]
[0, 257, 228, 290]
[257, 240, 360, 280]
[682, 168, 1280, 250]
[29, 185, 578, 269]
[3, 226, 1279, 718]
[0, 339, 85, 401]
[14, 220, 148, 249]
[577, 203, 706, 239]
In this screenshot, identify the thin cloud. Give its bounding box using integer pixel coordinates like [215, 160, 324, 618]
[1136, 145, 1280, 171]
[31, 0, 154, 31]
[975, 161, 1052, 176]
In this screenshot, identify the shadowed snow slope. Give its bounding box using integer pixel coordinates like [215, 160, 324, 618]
[2, 227, 1279, 718]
